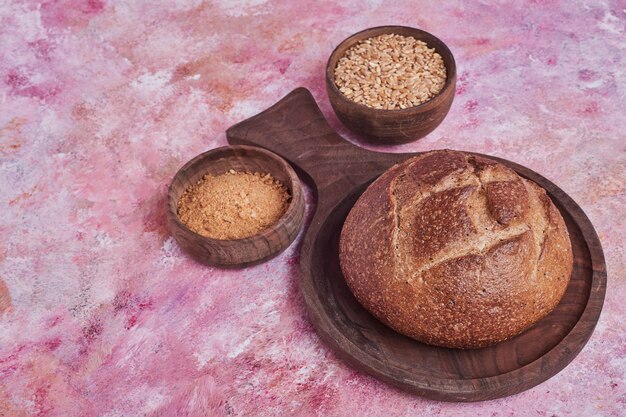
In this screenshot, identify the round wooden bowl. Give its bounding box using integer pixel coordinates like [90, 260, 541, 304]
[326, 26, 457, 144]
[167, 145, 305, 268]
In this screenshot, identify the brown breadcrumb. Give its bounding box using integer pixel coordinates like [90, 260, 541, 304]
[177, 170, 290, 240]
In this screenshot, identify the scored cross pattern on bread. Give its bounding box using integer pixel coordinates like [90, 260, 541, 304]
[339, 150, 573, 349]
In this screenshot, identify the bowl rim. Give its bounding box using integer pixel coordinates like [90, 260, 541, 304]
[167, 144, 303, 245]
[325, 25, 457, 114]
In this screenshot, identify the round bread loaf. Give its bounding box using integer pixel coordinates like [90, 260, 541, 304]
[339, 150, 573, 349]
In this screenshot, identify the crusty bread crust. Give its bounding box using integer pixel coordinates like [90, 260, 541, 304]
[339, 150, 573, 349]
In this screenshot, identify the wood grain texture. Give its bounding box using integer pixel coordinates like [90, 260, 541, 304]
[226, 88, 607, 401]
[326, 26, 457, 144]
[167, 145, 305, 267]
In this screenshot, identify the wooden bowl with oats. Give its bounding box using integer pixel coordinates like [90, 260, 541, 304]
[326, 26, 456, 144]
[167, 145, 305, 267]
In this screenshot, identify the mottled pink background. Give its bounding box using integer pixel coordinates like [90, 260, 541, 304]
[0, 0, 624, 416]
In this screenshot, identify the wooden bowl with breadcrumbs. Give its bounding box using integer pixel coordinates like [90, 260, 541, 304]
[167, 145, 305, 267]
[326, 26, 456, 144]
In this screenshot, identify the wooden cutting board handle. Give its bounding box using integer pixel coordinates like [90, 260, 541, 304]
[226, 88, 409, 209]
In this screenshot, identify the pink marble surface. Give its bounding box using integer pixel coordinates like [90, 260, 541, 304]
[0, 0, 624, 415]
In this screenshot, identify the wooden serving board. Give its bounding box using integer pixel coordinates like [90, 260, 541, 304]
[226, 88, 607, 402]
